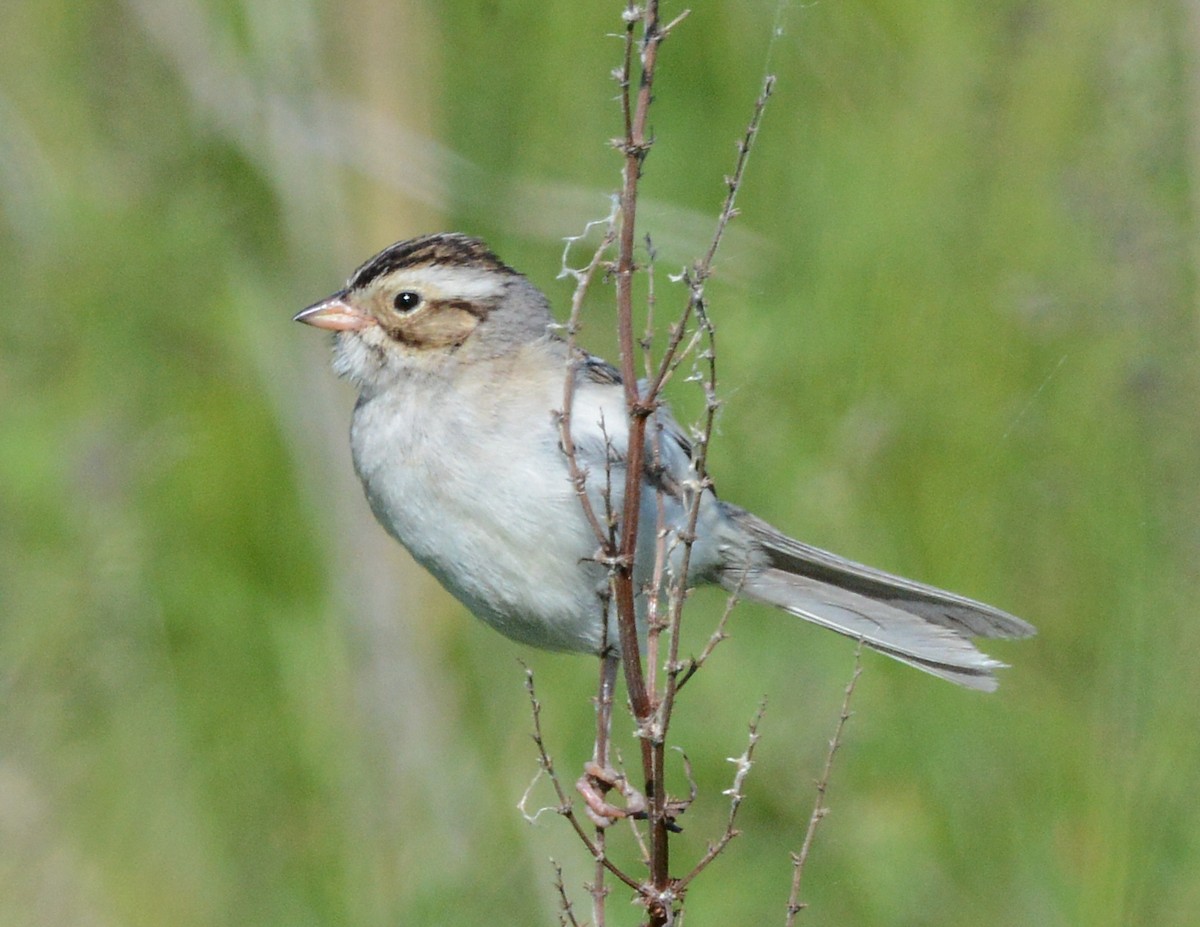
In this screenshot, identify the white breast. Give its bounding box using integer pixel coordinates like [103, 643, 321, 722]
[348, 340, 733, 653]
[348, 345, 614, 651]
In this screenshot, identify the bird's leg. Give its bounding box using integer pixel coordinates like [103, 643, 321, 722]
[576, 651, 648, 827]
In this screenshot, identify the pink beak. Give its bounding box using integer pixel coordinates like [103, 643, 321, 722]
[293, 294, 376, 331]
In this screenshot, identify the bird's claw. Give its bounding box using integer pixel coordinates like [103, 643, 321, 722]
[576, 761, 647, 828]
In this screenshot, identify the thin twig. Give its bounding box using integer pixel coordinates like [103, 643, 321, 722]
[639, 74, 774, 410]
[519, 665, 641, 893]
[590, 652, 620, 924]
[644, 483, 669, 699]
[673, 574, 744, 693]
[559, 214, 621, 551]
[656, 69, 777, 752]
[642, 233, 659, 380]
[698, 74, 776, 279]
[676, 700, 767, 890]
[552, 860, 583, 927]
[785, 645, 863, 924]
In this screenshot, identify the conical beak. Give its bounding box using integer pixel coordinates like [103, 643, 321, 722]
[293, 293, 375, 331]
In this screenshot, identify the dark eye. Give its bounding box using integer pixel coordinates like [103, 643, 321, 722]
[392, 290, 422, 312]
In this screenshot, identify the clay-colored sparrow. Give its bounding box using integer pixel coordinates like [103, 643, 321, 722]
[295, 233, 1033, 691]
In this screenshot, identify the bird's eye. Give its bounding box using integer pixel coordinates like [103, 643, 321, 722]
[392, 290, 422, 312]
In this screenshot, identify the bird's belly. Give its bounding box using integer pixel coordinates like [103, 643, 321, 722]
[353, 412, 610, 652]
[348, 377, 731, 655]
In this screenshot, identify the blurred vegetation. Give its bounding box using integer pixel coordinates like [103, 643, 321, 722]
[2, 0, 1198, 924]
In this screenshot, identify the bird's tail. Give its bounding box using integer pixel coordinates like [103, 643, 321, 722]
[720, 506, 1036, 691]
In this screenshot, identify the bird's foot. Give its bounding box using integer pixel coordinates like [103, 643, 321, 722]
[576, 761, 647, 828]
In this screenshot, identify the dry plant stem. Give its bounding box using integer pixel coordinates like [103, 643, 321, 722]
[674, 578, 743, 693]
[592, 653, 621, 777]
[785, 645, 864, 925]
[615, 18, 772, 922]
[550, 8, 770, 924]
[591, 653, 620, 923]
[644, 487, 669, 699]
[612, 0, 659, 724]
[641, 235, 659, 380]
[642, 240, 668, 698]
[552, 860, 583, 927]
[560, 223, 620, 552]
[699, 74, 776, 275]
[676, 701, 767, 890]
[635, 73, 775, 416]
[659, 72, 776, 740]
[521, 667, 641, 893]
[612, 5, 674, 919]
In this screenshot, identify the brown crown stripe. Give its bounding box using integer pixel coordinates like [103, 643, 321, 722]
[347, 233, 518, 291]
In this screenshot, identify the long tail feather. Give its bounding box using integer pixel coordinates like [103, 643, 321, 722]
[724, 507, 1035, 690]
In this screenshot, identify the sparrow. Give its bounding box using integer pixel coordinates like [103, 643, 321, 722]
[295, 233, 1034, 691]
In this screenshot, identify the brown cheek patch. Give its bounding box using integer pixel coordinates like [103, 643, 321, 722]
[389, 306, 480, 349]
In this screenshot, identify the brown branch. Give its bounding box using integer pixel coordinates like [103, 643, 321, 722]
[785, 645, 863, 924]
[612, 0, 658, 727]
[547, 12, 774, 927]
[612, 4, 676, 920]
[616, 22, 773, 927]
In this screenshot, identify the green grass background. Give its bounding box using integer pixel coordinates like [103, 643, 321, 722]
[2, 1, 1198, 924]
